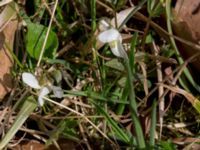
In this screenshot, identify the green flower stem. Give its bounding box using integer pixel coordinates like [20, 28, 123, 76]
[125, 58, 146, 149]
[121, 47, 146, 149]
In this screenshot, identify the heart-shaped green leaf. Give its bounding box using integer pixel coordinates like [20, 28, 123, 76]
[26, 23, 58, 60]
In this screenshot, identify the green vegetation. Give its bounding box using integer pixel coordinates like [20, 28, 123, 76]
[0, 0, 200, 149]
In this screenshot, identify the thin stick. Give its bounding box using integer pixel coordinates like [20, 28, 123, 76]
[37, 0, 58, 67]
[152, 41, 164, 139]
[42, 96, 115, 145]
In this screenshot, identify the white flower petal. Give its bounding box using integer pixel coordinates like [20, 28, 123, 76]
[111, 7, 134, 28]
[109, 40, 122, 57]
[38, 87, 50, 106]
[52, 86, 63, 98]
[22, 72, 41, 89]
[98, 28, 122, 43]
[109, 40, 127, 58]
[99, 19, 110, 31]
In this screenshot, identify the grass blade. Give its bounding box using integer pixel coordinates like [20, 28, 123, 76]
[165, 0, 200, 92]
[149, 99, 157, 147]
[124, 32, 146, 149]
[0, 97, 37, 149]
[91, 0, 96, 32]
[94, 102, 130, 143]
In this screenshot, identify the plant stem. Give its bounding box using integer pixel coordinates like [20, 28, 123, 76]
[124, 58, 146, 149]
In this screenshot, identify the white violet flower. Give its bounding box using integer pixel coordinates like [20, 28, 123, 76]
[22, 72, 63, 106]
[98, 28, 127, 58]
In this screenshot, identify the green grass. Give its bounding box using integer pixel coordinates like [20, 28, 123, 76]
[1, 0, 200, 149]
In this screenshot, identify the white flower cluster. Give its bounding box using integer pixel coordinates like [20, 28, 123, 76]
[22, 72, 63, 106]
[98, 26, 127, 59]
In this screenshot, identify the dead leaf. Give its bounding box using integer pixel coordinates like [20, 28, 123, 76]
[173, 0, 200, 74]
[0, 2, 18, 100]
[46, 139, 76, 150]
[173, 137, 200, 145]
[158, 83, 200, 113]
[12, 140, 45, 150]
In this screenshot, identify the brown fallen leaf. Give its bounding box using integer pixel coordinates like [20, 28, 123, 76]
[173, 0, 200, 74]
[11, 140, 45, 150]
[158, 83, 200, 113]
[11, 139, 77, 150]
[0, 2, 18, 100]
[173, 137, 200, 145]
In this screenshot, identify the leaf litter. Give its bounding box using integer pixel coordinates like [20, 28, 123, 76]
[1, 0, 200, 149]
